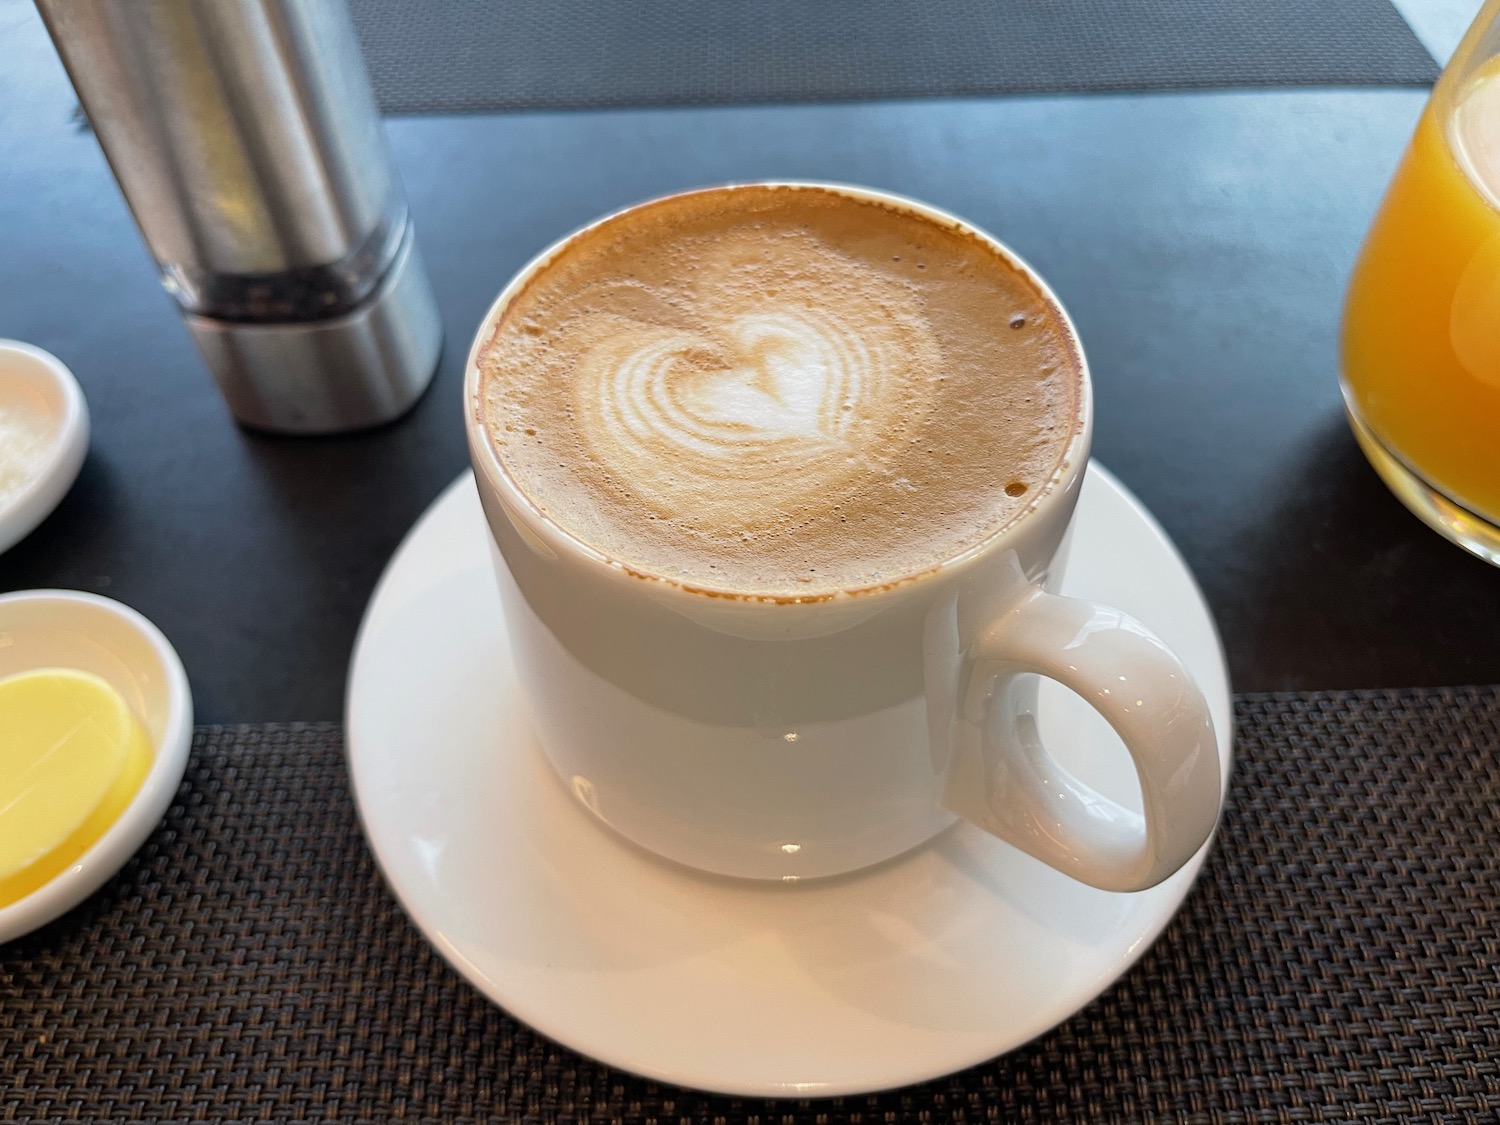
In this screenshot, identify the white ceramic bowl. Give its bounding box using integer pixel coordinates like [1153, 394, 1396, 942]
[0, 590, 193, 943]
[0, 340, 89, 556]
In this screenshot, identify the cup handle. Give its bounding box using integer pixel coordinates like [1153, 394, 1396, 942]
[942, 586, 1223, 892]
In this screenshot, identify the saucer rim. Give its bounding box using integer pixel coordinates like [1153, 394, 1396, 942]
[346, 463, 1232, 1097]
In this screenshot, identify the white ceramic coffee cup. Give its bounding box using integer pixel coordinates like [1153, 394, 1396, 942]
[464, 183, 1222, 891]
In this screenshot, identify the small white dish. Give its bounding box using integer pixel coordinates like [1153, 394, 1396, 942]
[0, 340, 89, 556]
[347, 464, 1232, 1097]
[0, 590, 193, 943]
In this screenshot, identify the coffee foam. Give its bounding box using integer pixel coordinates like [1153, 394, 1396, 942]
[478, 186, 1080, 597]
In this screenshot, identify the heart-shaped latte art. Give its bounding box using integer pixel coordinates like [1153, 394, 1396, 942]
[576, 287, 940, 528]
[608, 309, 866, 452]
[482, 186, 1075, 595]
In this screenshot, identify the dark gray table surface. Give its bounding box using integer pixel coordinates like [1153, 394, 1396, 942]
[2, 10, 1496, 724]
[347, 0, 1437, 112]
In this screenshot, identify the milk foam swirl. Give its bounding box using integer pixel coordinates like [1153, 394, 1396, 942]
[573, 242, 940, 526]
[479, 184, 1078, 596]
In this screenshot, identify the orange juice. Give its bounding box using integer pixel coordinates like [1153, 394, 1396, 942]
[1342, 59, 1500, 526]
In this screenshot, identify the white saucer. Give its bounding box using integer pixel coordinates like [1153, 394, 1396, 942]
[0, 590, 194, 943]
[347, 464, 1232, 1097]
[0, 341, 89, 556]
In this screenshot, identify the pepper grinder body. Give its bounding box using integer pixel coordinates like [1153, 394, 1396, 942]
[37, 0, 442, 433]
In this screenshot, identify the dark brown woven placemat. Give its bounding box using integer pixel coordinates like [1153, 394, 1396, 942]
[4, 689, 1500, 1122]
[350, 0, 1438, 115]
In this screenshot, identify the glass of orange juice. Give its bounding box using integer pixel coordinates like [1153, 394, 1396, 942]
[1343, 0, 1500, 562]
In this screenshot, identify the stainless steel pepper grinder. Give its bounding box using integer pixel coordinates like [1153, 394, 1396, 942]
[36, 0, 442, 434]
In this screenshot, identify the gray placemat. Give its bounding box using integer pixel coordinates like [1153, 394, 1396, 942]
[350, 0, 1438, 115]
[4, 690, 1500, 1121]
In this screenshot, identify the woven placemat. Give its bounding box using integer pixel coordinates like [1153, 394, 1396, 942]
[3, 690, 1499, 1122]
[350, 0, 1438, 115]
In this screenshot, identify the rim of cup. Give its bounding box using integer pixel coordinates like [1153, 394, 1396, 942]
[463, 181, 1094, 606]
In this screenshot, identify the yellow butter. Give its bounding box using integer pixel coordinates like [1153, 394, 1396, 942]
[0, 668, 153, 909]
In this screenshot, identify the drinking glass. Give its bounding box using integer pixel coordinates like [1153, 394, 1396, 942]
[1342, 0, 1500, 561]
